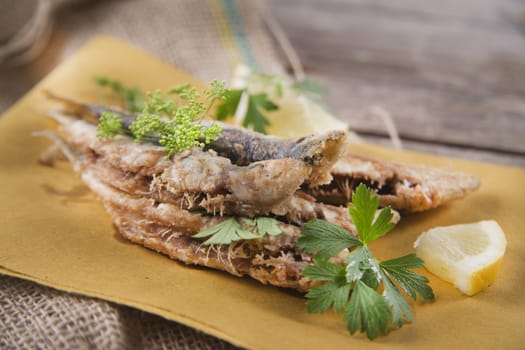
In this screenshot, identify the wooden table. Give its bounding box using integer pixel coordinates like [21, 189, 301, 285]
[2, 0, 523, 167]
[270, 0, 525, 168]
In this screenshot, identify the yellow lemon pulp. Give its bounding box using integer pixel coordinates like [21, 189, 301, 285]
[414, 220, 506, 296]
[264, 93, 349, 138]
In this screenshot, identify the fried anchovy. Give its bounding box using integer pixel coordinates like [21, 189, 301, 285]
[203, 123, 346, 186]
[46, 92, 480, 213]
[82, 169, 317, 291]
[307, 153, 481, 212]
[46, 112, 381, 232]
[45, 92, 348, 185]
[39, 112, 373, 292]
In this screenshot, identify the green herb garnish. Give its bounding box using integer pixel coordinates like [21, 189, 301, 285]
[297, 184, 434, 340]
[97, 111, 124, 139]
[244, 93, 278, 134]
[96, 79, 227, 157]
[216, 89, 278, 134]
[292, 77, 329, 96]
[214, 74, 332, 133]
[193, 217, 282, 245]
[94, 75, 145, 112]
[243, 217, 282, 236]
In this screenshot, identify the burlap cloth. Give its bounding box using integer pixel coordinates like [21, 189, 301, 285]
[0, 0, 287, 112]
[0, 1, 290, 348]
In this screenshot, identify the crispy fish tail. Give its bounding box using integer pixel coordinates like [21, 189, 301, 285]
[308, 154, 481, 212]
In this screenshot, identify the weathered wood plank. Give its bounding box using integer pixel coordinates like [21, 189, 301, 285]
[358, 135, 525, 168]
[270, 0, 525, 155]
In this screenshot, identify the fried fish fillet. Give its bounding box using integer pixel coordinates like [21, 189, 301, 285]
[39, 93, 479, 291]
[44, 92, 349, 186]
[41, 111, 386, 291]
[46, 92, 480, 213]
[82, 170, 317, 291]
[48, 93, 480, 212]
[307, 154, 481, 212]
[50, 112, 360, 229]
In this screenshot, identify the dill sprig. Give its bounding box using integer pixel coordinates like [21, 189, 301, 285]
[97, 79, 227, 157]
[94, 75, 145, 112]
[97, 111, 124, 139]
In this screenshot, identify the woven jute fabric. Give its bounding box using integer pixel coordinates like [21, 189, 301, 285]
[0, 1, 287, 348]
[0, 274, 239, 350]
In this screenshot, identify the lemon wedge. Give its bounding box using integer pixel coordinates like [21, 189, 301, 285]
[414, 220, 506, 296]
[263, 92, 349, 138]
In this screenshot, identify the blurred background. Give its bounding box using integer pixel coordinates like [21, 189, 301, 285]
[1, 0, 525, 167]
[1, 1, 524, 349]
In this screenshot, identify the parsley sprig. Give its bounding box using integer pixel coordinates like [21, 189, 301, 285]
[96, 78, 226, 157]
[215, 74, 328, 134]
[193, 217, 282, 245]
[298, 184, 434, 340]
[216, 89, 278, 134]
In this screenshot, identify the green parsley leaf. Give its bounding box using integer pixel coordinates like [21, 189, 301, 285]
[303, 259, 346, 282]
[192, 218, 259, 245]
[253, 217, 282, 236]
[250, 93, 279, 111]
[379, 253, 425, 270]
[346, 247, 381, 290]
[297, 219, 362, 261]
[215, 89, 278, 134]
[381, 255, 435, 300]
[344, 280, 390, 340]
[193, 217, 282, 245]
[344, 246, 367, 283]
[349, 183, 395, 244]
[367, 207, 396, 242]
[303, 260, 350, 313]
[244, 93, 278, 134]
[299, 184, 434, 340]
[380, 270, 413, 327]
[216, 89, 243, 121]
[305, 281, 351, 314]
